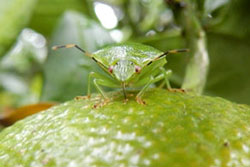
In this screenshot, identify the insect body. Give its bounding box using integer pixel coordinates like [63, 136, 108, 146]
[52, 43, 188, 104]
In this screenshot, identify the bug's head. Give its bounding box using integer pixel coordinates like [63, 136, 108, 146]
[108, 60, 141, 82]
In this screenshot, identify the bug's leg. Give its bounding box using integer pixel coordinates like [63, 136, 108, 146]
[75, 72, 111, 101]
[93, 79, 108, 99]
[86, 72, 92, 98]
[75, 72, 96, 100]
[159, 68, 185, 93]
[76, 72, 110, 107]
[92, 79, 113, 108]
[135, 71, 173, 104]
[159, 67, 172, 89]
[87, 72, 111, 99]
[87, 72, 120, 108]
[136, 76, 154, 105]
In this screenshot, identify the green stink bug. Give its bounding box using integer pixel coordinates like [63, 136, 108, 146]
[52, 43, 188, 105]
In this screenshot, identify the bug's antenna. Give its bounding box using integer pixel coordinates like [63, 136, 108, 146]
[52, 43, 111, 72]
[147, 49, 189, 66]
[158, 49, 189, 59]
[52, 44, 91, 57]
[158, 49, 189, 58]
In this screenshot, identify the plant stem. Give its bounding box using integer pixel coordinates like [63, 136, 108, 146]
[173, 1, 209, 94]
[181, 29, 209, 94]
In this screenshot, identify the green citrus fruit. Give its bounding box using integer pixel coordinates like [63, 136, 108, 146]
[0, 88, 250, 166]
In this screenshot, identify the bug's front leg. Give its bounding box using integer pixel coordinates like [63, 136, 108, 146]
[86, 72, 120, 108]
[159, 67, 186, 93]
[88, 72, 110, 99]
[75, 72, 109, 101]
[135, 70, 172, 104]
[92, 79, 111, 108]
[135, 76, 154, 105]
[159, 67, 172, 89]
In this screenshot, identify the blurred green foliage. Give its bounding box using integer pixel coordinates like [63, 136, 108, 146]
[0, 0, 250, 110]
[28, 0, 91, 36]
[0, 0, 37, 57]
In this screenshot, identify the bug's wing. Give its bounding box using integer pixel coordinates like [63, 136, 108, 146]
[92, 43, 165, 66]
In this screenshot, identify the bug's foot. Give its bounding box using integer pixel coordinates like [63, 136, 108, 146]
[93, 98, 110, 109]
[136, 97, 146, 105]
[75, 95, 91, 100]
[168, 88, 186, 93]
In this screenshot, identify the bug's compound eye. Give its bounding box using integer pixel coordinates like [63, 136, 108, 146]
[108, 66, 114, 73]
[135, 66, 141, 73]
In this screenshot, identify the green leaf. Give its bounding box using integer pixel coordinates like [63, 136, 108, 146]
[0, 29, 46, 107]
[203, 0, 250, 104]
[28, 0, 90, 37]
[205, 33, 250, 105]
[0, 89, 250, 166]
[41, 11, 114, 102]
[0, 0, 37, 57]
[1, 28, 47, 73]
[208, 0, 250, 39]
[204, 0, 229, 13]
[138, 0, 166, 32]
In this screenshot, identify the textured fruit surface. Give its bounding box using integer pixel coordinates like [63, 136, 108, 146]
[0, 89, 250, 167]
